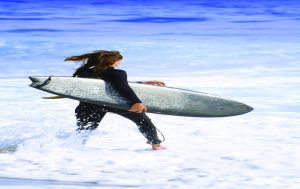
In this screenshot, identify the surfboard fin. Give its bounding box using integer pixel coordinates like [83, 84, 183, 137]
[42, 96, 65, 99]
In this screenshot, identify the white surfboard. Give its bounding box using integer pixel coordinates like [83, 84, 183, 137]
[29, 76, 253, 117]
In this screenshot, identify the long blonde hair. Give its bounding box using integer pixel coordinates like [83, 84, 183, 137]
[65, 50, 123, 77]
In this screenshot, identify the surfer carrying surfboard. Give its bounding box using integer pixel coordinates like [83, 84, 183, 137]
[65, 50, 166, 150]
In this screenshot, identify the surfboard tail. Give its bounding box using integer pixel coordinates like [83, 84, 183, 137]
[29, 76, 51, 88]
[29, 76, 38, 83]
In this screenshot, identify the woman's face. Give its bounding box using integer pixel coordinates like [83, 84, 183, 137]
[112, 60, 122, 68]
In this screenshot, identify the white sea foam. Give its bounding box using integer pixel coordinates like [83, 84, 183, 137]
[1, 67, 300, 188]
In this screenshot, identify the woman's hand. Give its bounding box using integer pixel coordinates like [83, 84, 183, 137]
[143, 80, 166, 86]
[128, 103, 147, 113]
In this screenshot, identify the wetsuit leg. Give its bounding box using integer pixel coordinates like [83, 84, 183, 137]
[75, 103, 107, 130]
[112, 110, 162, 144]
[75, 103, 162, 144]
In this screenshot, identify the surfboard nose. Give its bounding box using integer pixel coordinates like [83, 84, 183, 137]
[210, 100, 253, 117]
[245, 104, 254, 113]
[237, 103, 254, 115]
[233, 102, 253, 116]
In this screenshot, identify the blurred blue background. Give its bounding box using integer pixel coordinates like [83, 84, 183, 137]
[1, 0, 299, 77]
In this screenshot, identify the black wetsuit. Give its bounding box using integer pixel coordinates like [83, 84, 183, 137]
[75, 67, 162, 144]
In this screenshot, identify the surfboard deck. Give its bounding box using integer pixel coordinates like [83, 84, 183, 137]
[29, 76, 253, 117]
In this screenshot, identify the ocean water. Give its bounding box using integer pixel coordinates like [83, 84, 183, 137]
[0, 0, 300, 188]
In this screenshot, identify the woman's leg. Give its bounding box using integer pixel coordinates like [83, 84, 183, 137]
[111, 110, 162, 144]
[75, 103, 107, 131]
[75, 103, 164, 148]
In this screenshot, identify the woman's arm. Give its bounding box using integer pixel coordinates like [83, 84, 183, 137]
[136, 80, 166, 86]
[104, 70, 144, 110]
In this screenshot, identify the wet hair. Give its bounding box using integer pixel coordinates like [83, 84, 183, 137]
[64, 50, 123, 77]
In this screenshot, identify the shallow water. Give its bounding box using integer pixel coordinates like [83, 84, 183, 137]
[0, 0, 300, 188]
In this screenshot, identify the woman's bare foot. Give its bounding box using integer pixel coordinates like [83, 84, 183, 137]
[152, 144, 166, 151]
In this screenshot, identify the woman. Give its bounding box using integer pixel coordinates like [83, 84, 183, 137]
[65, 50, 166, 150]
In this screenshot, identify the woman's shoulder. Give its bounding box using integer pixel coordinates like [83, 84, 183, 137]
[102, 68, 127, 81]
[104, 68, 127, 75]
[77, 68, 97, 78]
[106, 67, 126, 72]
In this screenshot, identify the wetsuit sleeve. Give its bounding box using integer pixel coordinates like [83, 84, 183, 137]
[105, 70, 142, 104]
